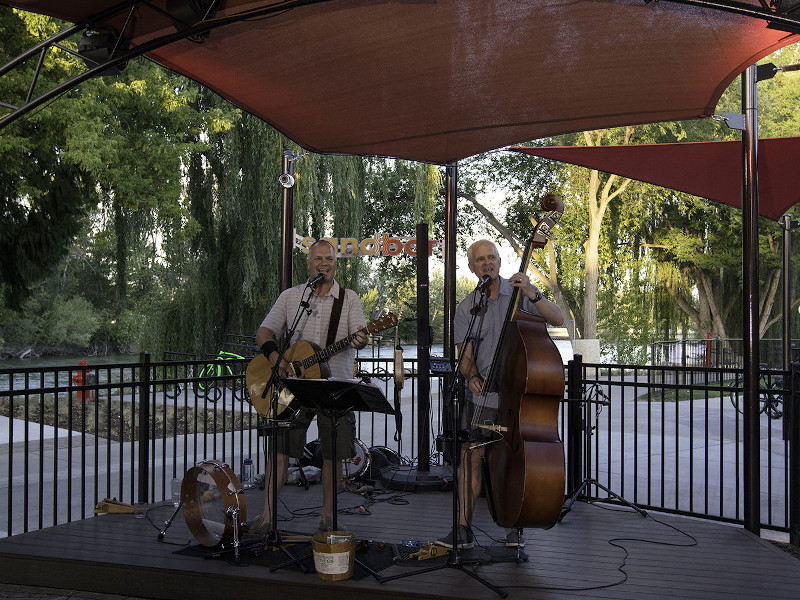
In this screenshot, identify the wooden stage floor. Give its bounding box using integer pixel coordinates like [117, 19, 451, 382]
[0, 479, 798, 600]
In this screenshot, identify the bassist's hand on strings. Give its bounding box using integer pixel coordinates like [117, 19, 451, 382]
[467, 374, 484, 396]
[510, 272, 565, 326]
[509, 272, 538, 300]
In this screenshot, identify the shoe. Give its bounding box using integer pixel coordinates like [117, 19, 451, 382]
[245, 515, 271, 535]
[504, 529, 525, 548]
[435, 524, 474, 549]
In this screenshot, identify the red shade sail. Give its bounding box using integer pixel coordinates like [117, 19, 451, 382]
[511, 138, 800, 221]
[2, 1, 798, 164]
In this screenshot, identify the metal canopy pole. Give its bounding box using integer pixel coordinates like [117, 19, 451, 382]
[783, 215, 793, 374]
[444, 164, 458, 361]
[742, 64, 761, 535]
[416, 223, 431, 473]
[280, 150, 295, 291]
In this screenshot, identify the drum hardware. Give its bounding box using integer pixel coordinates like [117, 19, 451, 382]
[224, 505, 243, 563]
[156, 502, 185, 542]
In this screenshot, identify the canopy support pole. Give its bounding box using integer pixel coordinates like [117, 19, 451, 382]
[444, 164, 458, 361]
[280, 150, 295, 291]
[742, 64, 761, 535]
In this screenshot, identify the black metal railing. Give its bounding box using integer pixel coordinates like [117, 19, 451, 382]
[1, 353, 796, 539]
[566, 362, 793, 532]
[651, 337, 798, 369]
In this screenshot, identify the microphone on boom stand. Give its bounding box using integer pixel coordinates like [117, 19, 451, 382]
[470, 275, 491, 316]
[307, 273, 325, 289]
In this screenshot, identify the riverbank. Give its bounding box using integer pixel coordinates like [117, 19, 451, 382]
[0, 342, 136, 362]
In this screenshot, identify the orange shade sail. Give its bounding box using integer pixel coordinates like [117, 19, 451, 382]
[2, 1, 798, 164]
[512, 138, 800, 221]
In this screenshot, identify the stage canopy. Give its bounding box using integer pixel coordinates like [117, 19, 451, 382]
[2, 0, 799, 164]
[511, 138, 800, 221]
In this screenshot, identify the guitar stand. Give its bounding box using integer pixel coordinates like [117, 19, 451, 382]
[559, 478, 647, 522]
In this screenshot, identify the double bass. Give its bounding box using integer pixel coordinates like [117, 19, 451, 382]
[476, 194, 566, 529]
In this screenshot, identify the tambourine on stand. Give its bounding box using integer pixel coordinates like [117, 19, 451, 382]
[157, 459, 247, 564]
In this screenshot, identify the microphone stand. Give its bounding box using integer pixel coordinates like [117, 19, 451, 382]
[381, 284, 508, 598]
[256, 281, 318, 572]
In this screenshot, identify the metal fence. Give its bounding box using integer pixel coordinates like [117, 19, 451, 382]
[651, 337, 796, 369]
[568, 362, 794, 531]
[1, 352, 796, 538]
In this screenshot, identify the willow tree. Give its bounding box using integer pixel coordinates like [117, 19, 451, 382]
[294, 152, 368, 291]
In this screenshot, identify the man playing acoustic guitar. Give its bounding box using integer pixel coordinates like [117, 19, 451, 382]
[248, 239, 369, 535]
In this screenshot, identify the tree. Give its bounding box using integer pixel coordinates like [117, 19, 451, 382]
[0, 10, 94, 308]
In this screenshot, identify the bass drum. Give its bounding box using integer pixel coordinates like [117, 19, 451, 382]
[302, 438, 371, 481]
[181, 460, 246, 547]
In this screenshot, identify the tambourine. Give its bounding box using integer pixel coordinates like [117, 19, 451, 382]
[343, 438, 371, 480]
[181, 460, 246, 547]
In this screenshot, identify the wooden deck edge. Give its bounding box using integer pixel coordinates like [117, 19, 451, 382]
[736, 527, 800, 564]
[0, 551, 443, 600]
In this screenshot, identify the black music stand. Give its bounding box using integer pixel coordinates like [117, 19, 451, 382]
[282, 376, 394, 581]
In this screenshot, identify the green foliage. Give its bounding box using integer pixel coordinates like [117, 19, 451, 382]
[0, 10, 95, 307]
[358, 287, 380, 322]
[94, 308, 142, 353]
[0, 286, 102, 350]
[44, 296, 102, 347]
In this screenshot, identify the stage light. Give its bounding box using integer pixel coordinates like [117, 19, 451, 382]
[78, 27, 129, 76]
[167, 0, 220, 33]
[279, 173, 295, 188]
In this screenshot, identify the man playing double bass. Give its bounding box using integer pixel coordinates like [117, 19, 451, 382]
[247, 239, 369, 535]
[435, 239, 564, 549]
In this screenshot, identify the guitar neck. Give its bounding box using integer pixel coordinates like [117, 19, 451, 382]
[303, 328, 364, 369]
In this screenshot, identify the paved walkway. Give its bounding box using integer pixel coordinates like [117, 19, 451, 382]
[0, 417, 64, 443]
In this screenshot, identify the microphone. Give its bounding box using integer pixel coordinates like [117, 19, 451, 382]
[307, 273, 325, 288]
[475, 274, 491, 292]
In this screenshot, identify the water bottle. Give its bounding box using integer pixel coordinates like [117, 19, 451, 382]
[242, 458, 254, 489]
[171, 477, 182, 507]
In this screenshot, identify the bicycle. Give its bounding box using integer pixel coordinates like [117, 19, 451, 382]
[193, 350, 247, 403]
[162, 351, 195, 400]
[726, 365, 784, 420]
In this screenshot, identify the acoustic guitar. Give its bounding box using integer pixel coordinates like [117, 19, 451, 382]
[246, 313, 398, 418]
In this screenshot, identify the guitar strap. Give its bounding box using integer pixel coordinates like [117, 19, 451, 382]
[326, 286, 346, 347]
